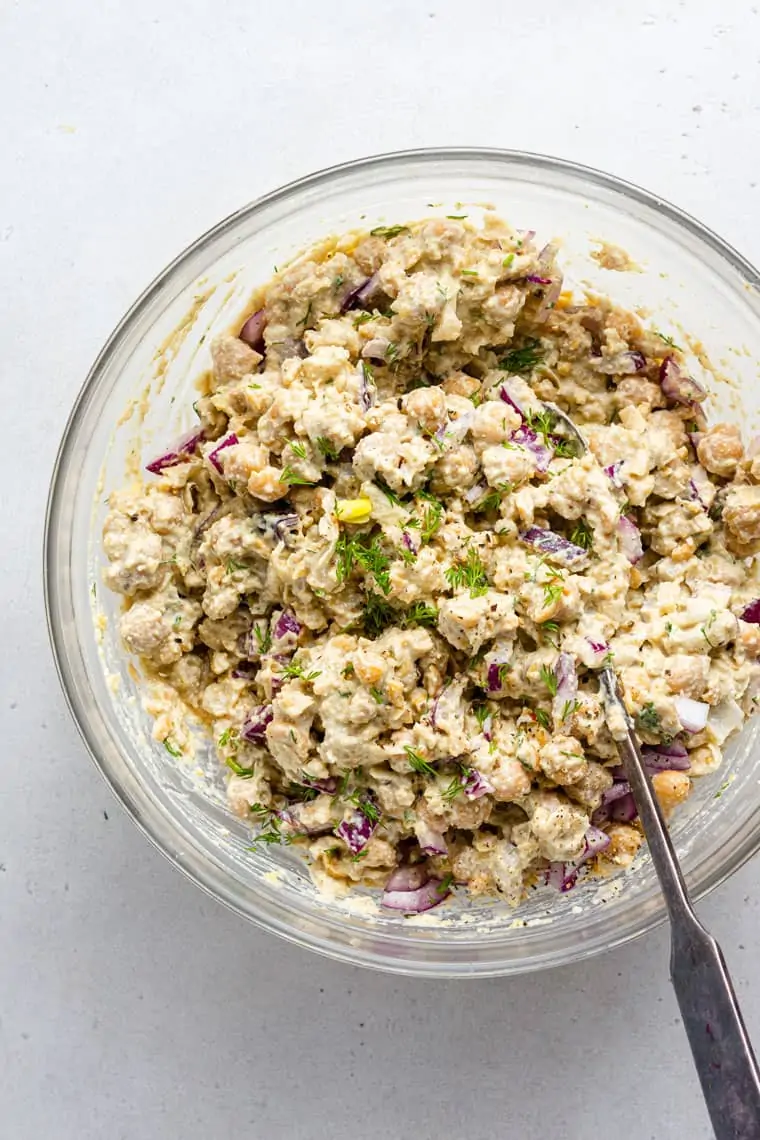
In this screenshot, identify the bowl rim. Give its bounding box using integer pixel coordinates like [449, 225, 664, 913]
[44, 146, 760, 977]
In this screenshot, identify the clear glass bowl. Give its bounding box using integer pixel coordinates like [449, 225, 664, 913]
[45, 148, 760, 977]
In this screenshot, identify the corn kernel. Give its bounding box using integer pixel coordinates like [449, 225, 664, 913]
[335, 497, 372, 524]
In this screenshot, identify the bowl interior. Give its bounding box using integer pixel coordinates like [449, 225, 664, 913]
[46, 150, 760, 976]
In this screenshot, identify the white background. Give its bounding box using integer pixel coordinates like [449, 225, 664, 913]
[3, 2, 760, 1136]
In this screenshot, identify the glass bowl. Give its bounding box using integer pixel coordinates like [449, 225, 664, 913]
[45, 148, 760, 977]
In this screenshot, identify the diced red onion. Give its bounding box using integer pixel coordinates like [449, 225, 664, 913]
[592, 350, 647, 375]
[675, 696, 709, 734]
[385, 864, 430, 893]
[273, 610, 301, 640]
[277, 805, 331, 837]
[435, 410, 474, 449]
[481, 714, 494, 743]
[241, 704, 273, 744]
[499, 384, 526, 419]
[464, 481, 489, 505]
[414, 819, 448, 856]
[341, 273, 380, 313]
[687, 478, 708, 510]
[602, 780, 632, 804]
[461, 767, 494, 799]
[239, 308, 266, 352]
[525, 274, 553, 286]
[335, 805, 378, 855]
[358, 362, 375, 412]
[533, 243, 563, 321]
[511, 425, 553, 472]
[381, 878, 451, 913]
[298, 775, 338, 794]
[583, 825, 612, 858]
[487, 652, 511, 693]
[741, 600, 760, 624]
[610, 791, 638, 822]
[546, 825, 612, 892]
[208, 432, 239, 474]
[146, 428, 205, 475]
[586, 638, 609, 663]
[402, 530, 419, 554]
[519, 526, 590, 567]
[659, 356, 707, 405]
[552, 653, 578, 722]
[429, 679, 466, 733]
[546, 862, 572, 891]
[617, 516, 644, 564]
[641, 743, 690, 773]
[603, 462, 624, 489]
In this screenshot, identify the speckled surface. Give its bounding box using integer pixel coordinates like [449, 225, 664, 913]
[3, 2, 760, 1136]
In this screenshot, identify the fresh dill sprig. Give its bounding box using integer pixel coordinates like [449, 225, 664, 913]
[539, 664, 558, 696]
[335, 533, 391, 595]
[441, 775, 463, 803]
[253, 624, 272, 655]
[163, 738, 182, 758]
[404, 746, 436, 778]
[570, 520, 593, 550]
[500, 338, 543, 374]
[370, 224, 410, 238]
[280, 466, 318, 487]
[534, 709, 551, 730]
[473, 482, 512, 513]
[278, 659, 321, 682]
[226, 756, 255, 778]
[375, 478, 404, 507]
[288, 440, 308, 459]
[316, 436, 340, 460]
[445, 547, 489, 597]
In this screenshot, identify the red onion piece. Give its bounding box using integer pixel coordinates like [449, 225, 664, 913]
[486, 652, 511, 693]
[586, 638, 609, 663]
[402, 530, 419, 554]
[519, 526, 590, 568]
[553, 653, 578, 723]
[464, 481, 489, 505]
[146, 428, 205, 475]
[603, 461, 624, 489]
[381, 878, 451, 913]
[591, 350, 646, 375]
[675, 697, 709, 734]
[335, 802, 378, 854]
[415, 819, 448, 856]
[481, 714, 494, 743]
[602, 780, 632, 804]
[239, 308, 266, 352]
[341, 273, 380, 313]
[461, 767, 494, 799]
[385, 864, 430, 893]
[641, 743, 690, 773]
[687, 478, 708, 509]
[241, 704, 273, 744]
[611, 792, 638, 822]
[499, 384, 526, 419]
[208, 432, 239, 474]
[273, 610, 301, 640]
[511, 425, 553, 471]
[435, 410, 474, 449]
[659, 356, 707, 405]
[617, 516, 644, 564]
[741, 600, 760, 624]
[525, 274, 553, 285]
[583, 825, 612, 858]
[299, 775, 338, 794]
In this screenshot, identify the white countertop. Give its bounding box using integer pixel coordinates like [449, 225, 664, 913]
[3, 2, 760, 1136]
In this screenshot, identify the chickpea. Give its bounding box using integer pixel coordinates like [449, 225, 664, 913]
[651, 770, 691, 818]
[442, 371, 481, 398]
[606, 824, 643, 867]
[404, 387, 447, 433]
[697, 423, 744, 479]
[247, 467, 288, 502]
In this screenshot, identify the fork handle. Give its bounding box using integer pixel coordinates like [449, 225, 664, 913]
[614, 721, 760, 1138]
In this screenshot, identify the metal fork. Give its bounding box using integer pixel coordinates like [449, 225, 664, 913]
[600, 668, 760, 1138]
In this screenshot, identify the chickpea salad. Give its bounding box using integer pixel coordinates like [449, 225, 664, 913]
[103, 214, 760, 914]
